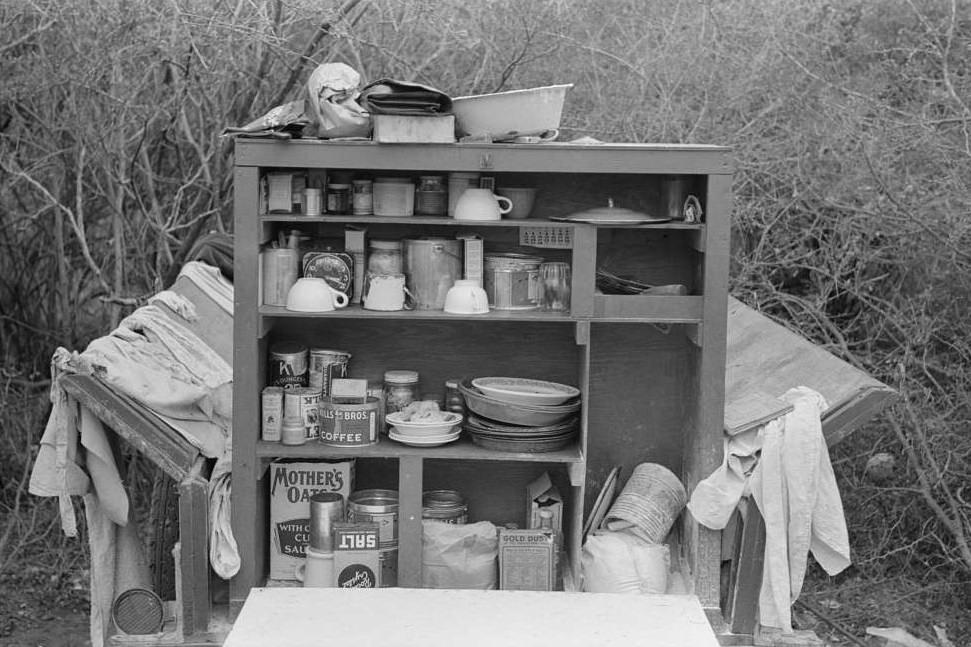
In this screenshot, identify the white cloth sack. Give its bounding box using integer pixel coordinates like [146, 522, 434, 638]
[422, 520, 498, 589]
[581, 529, 669, 594]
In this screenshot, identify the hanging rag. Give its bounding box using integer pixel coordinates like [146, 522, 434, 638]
[686, 386, 850, 632]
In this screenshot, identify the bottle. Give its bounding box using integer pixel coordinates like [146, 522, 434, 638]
[281, 415, 306, 446]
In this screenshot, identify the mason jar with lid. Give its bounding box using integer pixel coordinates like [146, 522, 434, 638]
[383, 370, 420, 421]
[422, 489, 468, 524]
[367, 239, 403, 276]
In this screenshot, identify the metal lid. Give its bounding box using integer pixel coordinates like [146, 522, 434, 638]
[384, 370, 419, 384]
[269, 341, 307, 355]
[485, 253, 544, 269]
[369, 239, 402, 250]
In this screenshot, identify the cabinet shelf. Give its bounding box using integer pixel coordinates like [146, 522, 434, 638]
[255, 436, 584, 465]
[259, 304, 573, 322]
[260, 213, 705, 231]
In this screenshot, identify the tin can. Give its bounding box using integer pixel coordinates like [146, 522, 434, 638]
[285, 386, 322, 440]
[422, 489, 468, 524]
[309, 492, 344, 552]
[484, 253, 544, 310]
[379, 546, 398, 587]
[261, 386, 284, 441]
[268, 342, 308, 389]
[348, 489, 399, 547]
[280, 415, 306, 446]
[319, 397, 380, 447]
[326, 183, 351, 214]
[309, 349, 352, 396]
[352, 179, 373, 215]
[304, 187, 322, 216]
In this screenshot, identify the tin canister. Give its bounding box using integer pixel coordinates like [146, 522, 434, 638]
[261, 386, 284, 441]
[268, 342, 309, 389]
[319, 397, 380, 447]
[352, 179, 373, 215]
[379, 546, 398, 587]
[422, 489, 468, 524]
[284, 387, 322, 440]
[303, 251, 354, 299]
[348, 489, 399, 547]
[483, 253, 544, 310]
[309, 492, 344, 552]
[309, 349, 352, 396]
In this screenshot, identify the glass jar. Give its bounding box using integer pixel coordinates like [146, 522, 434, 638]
[422, 489, 468, 524]
[444, 378, 466, 416]
[326, 183, 351, 214]
[367, 240, 403, 276]
[383, 370, 420, 420]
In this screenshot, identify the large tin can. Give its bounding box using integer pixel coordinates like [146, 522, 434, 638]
[422, 489, 468, 524]
[484, 253, 544, 310]
[309, 348, 352, 396]
[268, 342, 308, 389]
[319, 397, 380, 447]
[347, 489, 399, 548]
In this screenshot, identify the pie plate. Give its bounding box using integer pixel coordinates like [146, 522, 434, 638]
[389, 429, 461, 447]
[550, 200, 670, 225]
[471, 377, 580, 406]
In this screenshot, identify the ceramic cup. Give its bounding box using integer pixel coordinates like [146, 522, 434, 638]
[453, 188, 513, 221]
[285, 277, 349, 312]
[496, 187, 537, 219]
[363, 273, 413, 311]
[295, 547, 335, 588]
[443, 279, 490, 314]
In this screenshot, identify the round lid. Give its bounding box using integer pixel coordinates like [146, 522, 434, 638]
[485, 253, 544, 269]
[560, 198, 665, 223]
[269, 341, 307, 356]
[369, 239, 402, 250]
[384, 369, 419, 384]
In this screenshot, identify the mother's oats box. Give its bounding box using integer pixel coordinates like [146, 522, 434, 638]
[269, 459, 354, 581]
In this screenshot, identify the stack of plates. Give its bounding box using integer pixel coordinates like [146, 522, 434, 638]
[458, 377, 581, 453]
[386, 411, 463, 448]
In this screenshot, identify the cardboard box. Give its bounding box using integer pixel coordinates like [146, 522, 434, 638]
[498, 527, 557, 591]
[457, 234, 484, 286]
[527, 472, 563, 532]
[333, 522, 381, 588]
[372, 114, 455, 143]
[269, 460, 355, 580]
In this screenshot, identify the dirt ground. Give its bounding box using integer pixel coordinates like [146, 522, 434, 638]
[0, 569, 90, 647]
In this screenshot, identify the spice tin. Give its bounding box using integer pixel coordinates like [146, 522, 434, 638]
[304, 187, 322, 216]
[484, 253, 544, 310]
[284, 386, 322, 440]
[348, 489, 399, 548]
[268, 342, 308, 389]
[422, 489, 468, 524]
[302, 251, 354, 298]
[319, 397, 380, 446]
[261, 386, 284, 441]
[352, 179, 373, 215]
[309, 348, 352, 396]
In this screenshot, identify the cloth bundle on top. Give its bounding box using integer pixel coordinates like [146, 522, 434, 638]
[29, 261, 238, 647]
[359, 78, 453, 115]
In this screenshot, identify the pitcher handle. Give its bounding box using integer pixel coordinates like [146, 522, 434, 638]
[495, 196, 513, 215]
[329, 285, 349, 308]
[538, 129, 559, 142]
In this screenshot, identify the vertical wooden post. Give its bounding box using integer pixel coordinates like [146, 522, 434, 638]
[397, 455, 424, 587]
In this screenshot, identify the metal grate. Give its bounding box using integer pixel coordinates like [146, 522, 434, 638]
[519, 225, 573, 248]
[112, 588, 165, 635]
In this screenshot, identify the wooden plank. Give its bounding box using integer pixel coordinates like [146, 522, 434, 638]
[179, 457, 211, 636]
[231, 165, 264, 606]
[397, 455, 423, 588]
[235, 139, 734, 175]
[223, 588, 721, 647]
[592, 294, 704, 321]
[61, 375, 198, 481]
[725, 296, 896, 445]
[727, 499, 765, 636]
[570, 225, 597, 318]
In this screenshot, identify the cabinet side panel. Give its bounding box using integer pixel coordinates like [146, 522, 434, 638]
[232, 165, 264, 607]
[683, 172, 732, 608]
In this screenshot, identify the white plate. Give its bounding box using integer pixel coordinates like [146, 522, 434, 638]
[471, 377, 580, 406]
[389, 430, 461, 447]
[549, 213, 671, 225]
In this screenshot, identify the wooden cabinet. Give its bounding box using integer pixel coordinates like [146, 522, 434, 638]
[230, 140, 732, 613]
